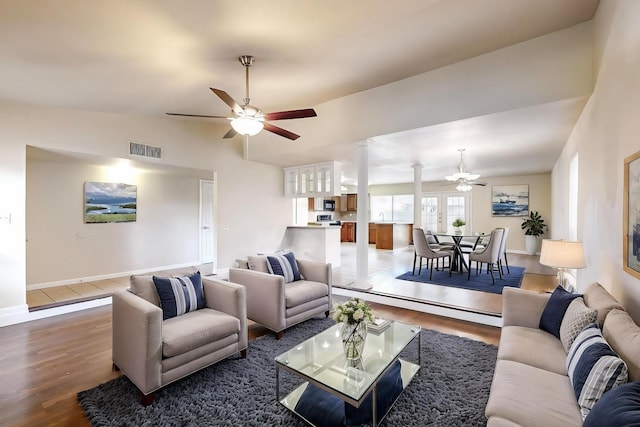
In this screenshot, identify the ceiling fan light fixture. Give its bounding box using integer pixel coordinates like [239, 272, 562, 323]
[456, 182, 473, 192]
[231, 117, 264, 136]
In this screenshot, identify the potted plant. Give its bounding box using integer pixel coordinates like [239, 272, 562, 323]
[452, 218, 466, 235]
[521, 210, 547, 255]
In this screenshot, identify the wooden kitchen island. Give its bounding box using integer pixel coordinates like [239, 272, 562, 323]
[373, 223, 412, 250]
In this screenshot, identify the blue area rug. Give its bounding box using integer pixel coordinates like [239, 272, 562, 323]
[396, 265, 524, 294]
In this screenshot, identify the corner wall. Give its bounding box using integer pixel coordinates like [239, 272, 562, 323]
[553, 0, 640, 322]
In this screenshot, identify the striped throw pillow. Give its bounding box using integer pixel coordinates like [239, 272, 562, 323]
[567, 323, 628, 419]
[153, 272, 206, 320]
[267, 252, 302, 283]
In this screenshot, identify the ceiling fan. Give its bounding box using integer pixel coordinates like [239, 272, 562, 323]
[166, 55, 317, 142]
[444, 149, 487, 191]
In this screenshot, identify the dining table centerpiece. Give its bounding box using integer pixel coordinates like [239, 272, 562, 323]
[333, 298, 375, 361]
[452, 218, 466, 235]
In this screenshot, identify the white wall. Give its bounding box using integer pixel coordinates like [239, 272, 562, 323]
[0, 103, 290, 311]
[553, 0, 640, 322]
[26, 153, 211, 285]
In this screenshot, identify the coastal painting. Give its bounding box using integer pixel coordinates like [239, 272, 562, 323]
[491, 185, 529, 217]
[624, 150, 640, 279]
[84, 182, 137, 223]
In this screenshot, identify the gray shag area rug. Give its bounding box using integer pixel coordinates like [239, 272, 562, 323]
[78, 317, 497, 426]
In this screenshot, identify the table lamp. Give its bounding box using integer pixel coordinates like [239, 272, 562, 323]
[539, 239, 586, 291]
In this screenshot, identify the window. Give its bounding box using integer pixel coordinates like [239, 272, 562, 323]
[370, 195, 414, 222]
[421, 192, 470, 233]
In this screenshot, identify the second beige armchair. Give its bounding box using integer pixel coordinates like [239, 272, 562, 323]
[229, 256, 332, 339]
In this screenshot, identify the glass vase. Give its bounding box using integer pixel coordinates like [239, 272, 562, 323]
[341, 321, 367, 361]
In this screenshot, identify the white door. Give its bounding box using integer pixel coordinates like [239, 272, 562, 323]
[421, 192, 470, 233]
[200, 179, 215, 267]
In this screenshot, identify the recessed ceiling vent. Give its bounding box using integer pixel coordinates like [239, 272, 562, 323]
[130, 142, 162, 159]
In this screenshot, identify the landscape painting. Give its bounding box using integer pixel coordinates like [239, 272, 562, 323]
[84, 182, 137, 223]
[492, 185, 529, 217]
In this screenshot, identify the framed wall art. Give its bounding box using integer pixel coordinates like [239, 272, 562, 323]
[623, 151, 640, 279]
[491, 184, 529, 217]
[84, 182, 137, 223]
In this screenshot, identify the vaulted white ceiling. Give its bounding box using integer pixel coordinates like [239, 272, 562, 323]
[1, 0, 599, 185]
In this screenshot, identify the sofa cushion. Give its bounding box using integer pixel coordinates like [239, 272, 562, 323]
[583, 282, 624, 327]
[162, 308, 240, 358]
[560, 297, 597, 352]
[583, 381, 640, 427]
[567, 323, 628, 419]
[129, 266, 199, 307]
[267, 251, 302, 283]
[284, 280, 328, 308]
[498, 326, 568, 375]
[603, 308, 640, 382]
[485, 360, 582, 427]
[129, 274, 160, 306]
[153, 272, 206, 320]
[247, 255, 269, 273]
[540, 286, 582, 339]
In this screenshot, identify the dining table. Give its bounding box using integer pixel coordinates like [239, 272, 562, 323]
[435, 233, 485, 273]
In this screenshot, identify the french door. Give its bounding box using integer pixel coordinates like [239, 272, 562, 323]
[421, 192, 470, 234]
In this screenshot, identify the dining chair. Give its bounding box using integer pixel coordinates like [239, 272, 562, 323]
[467, 228, 504, 284]
[497, 227, 510, 274]
[413, 228, 453, 280]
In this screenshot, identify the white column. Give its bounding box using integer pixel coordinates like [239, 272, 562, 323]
[413, 164, 422, 229]
[355, 140, 370, 289]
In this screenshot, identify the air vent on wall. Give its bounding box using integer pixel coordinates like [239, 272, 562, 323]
[130, 142, 162, 159]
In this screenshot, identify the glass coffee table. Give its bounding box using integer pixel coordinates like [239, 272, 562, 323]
[275, 321, 421, 426]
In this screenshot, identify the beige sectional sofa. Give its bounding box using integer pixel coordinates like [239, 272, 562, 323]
[485, 283, 640, 426]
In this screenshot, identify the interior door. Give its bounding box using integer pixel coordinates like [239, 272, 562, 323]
[421, 192, 470, 233]
[200, 179, 215, 267]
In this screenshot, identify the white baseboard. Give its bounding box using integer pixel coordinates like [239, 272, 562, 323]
[27, 262, 202, 290]
[0, 298, 112, 327]
[332, 288, 502, 328]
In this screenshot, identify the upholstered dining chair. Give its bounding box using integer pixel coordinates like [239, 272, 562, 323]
[497, 227, 510, 274]
[467, 228, 504, 284]
[413, 228, 453, 279]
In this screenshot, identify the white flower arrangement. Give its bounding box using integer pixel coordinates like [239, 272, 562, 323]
[332, 298, 375, 325]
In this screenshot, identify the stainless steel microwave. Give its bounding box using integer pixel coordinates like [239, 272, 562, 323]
[323, 199, 335, 211]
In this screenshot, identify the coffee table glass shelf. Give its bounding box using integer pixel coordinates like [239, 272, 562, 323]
[275, 321, 421, 426]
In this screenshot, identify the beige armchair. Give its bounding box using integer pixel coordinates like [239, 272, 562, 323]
[112, 267, 247, 405]
[229, 258, 332, 339]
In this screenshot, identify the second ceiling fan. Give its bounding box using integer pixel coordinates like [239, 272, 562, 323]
[445, 149, 487, 191]
[167, 55, 317, 141]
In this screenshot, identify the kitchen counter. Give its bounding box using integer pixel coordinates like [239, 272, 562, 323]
[374, 223, 412, 250]
[280, 226, 341, 267]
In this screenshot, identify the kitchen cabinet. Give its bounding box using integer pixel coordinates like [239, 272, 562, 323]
[284, 161, 341, 198]
[368, 223, 376, 244]
[341, 222, 356, 243]
[346, 194, 357, 211]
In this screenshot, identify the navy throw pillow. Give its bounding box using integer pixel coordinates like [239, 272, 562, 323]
[583, 381, 640, 427]
[266, 251, 302, 283]
[345, 359, 403, 425]
[294, 384, 345, 427]
[539, 286, 581, 338]
[153, 272, 206, 320]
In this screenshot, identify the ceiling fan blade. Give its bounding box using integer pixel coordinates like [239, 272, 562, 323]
[264, 123, 300, 140]
[166, 113, 228, 119]
[265, 109, 317, 121]
[223, 128, 237, 139]
[471, 182, 487, 186]
[210, 88, 241, 113]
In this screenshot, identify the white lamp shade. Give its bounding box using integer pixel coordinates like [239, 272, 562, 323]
[230, 117, 264, 136]
[539, 239, 586, 269]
